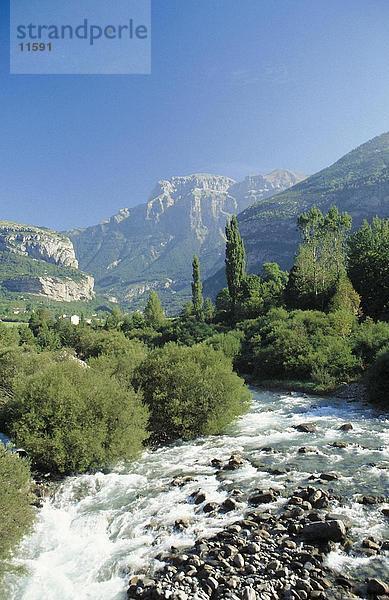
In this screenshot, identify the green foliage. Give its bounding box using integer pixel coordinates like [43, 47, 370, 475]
[204, 330, 244, 360]
[5, 361, 148, 474]
[191, 255, 203, 319]
[367, 349, 389, 406]
[286, 206, 351, 311]
[348, 217, 389, 320]
[0, 323, 20, 348]
[0, 448, 34, 572]
[203, 298, 215, 322]
[144, 291, 166, 328]
[351, 318, 389, 367]
[215, 288, 232, 322]
[243, 308, 360, 388]
[328, 276, 360, 315]
[225, 216, 246, 313]
[135, 343, 251, 442]
[88, 338, 147, 388]
[161, 318, 218, 347]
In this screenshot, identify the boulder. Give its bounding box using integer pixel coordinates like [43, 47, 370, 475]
[367, 579, 389, 595]
[294, 423, 317, 433]
[301, 520, 347, 543]
[339, 423, 353, 431]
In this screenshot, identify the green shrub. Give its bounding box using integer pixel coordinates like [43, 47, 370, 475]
[0, 448, 34, 573]
[135, 343, 251, 442]
[88, 338, 147, 387]
[246, 309, 360, 386]
[351, 319, 389, 367]
[204, 331, 244, 360]
[5, 361, 148, 474]
[367, 350, 389, 406]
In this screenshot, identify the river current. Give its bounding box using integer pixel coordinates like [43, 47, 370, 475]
[4, 389, 389, 600]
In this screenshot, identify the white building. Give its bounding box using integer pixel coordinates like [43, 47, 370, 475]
[70, 315, 80, 326]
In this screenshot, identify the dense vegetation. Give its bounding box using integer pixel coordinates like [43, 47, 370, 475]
[0, 448, 34, 574]
[0, 206, 388, 577]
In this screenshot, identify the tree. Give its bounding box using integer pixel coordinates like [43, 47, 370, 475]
[144, 291, 166, 328]
[203, 298, 215, 322]
[348, 217, 389, 320]
[191, 255, 204, 319]
[328, 276, 360, 315]
[225, 215, 246, 315]
[135, 343, 251, 442]
[286, 206, 352, 310]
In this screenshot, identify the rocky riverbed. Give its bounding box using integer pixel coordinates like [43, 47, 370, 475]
[5, 389, 389, 600]
[128, 459, 388, 600]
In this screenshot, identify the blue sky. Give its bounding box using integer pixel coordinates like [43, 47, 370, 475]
[1, 0, 389, 230]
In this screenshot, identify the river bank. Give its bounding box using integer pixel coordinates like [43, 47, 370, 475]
[4, 388, 388, 600]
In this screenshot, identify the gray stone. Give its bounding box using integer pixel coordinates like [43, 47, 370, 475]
[301, 520, 347, 543]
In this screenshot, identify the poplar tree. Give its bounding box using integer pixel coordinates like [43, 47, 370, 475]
[144, 291, 165, 328]
[225, 215, 246, 312]
[191, 255, 203, 319]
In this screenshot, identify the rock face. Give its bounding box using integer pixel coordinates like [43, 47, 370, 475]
[69, 171, 304, 310]
[0, 221, 94, 303]
[0, 222, 78, 268]
[3, 275, 94, 302]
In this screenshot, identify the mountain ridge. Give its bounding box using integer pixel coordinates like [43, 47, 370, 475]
[69, 169, 304, 309]
[204, 131, 389, 298]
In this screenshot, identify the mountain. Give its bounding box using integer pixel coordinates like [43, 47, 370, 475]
[69, 170, 305, 310]
[205, 132, 389, 298]
[0, 222, 94, 302]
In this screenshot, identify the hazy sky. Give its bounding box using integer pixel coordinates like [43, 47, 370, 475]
[1, 0, 389, 230]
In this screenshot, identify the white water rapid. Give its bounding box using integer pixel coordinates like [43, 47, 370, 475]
[3, 389, 388, 600]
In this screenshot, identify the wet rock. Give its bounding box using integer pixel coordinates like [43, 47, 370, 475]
[335, 576, 354, 590]
[242, 587, 257, 600]
[190, 491, 207, 505]
[221, 497, 238, 512]
[362, 538, 381, 551]
[360, 495, 385, 505]
[171, 475, 195, 487]
[330, 441, 348, 448]
[203, 502, 218, 513]
[367, 579, 389, 595]
[249, 491, 277, 505]
[298, 446, 317, 454]
[339, 423, 353, 431]
[174, 518, 190, 531]
[319, 472, 339, 481]
[223, 453, 244, 470]
[294, 422, 317, 433]
[211, 458, 223, 468]
[233, 553, 245, 568]
[301, 520, 347, 543]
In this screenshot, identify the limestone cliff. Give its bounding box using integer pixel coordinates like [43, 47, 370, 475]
[0, 222, 78, 268]
[0, 221, 94, 303]
[3, 275, 94, 302]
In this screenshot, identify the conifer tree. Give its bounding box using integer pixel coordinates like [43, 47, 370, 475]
[191, 255, 203, 319]
[225, 215, 246, 312]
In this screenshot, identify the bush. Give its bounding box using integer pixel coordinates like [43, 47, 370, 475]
[0, 448, 34, 572]
[245, 309, 360, 386]
[135, 343, 251, 442]
[367, 350, 389, 406]
[351, 319, 389, 367]
[88, 338, 147, 388]
[5, 361, 148, 474]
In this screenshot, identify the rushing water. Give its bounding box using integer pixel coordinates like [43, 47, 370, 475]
[4, 389, 389, 600]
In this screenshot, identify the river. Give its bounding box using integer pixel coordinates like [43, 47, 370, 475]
[4, 388, 389, 600]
